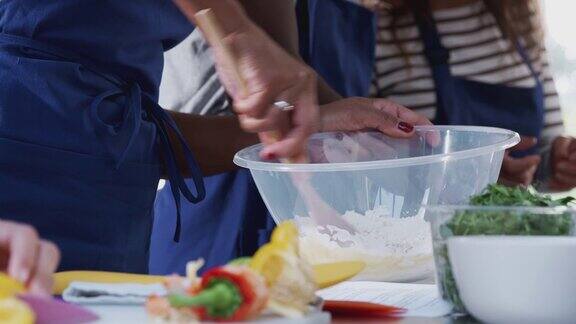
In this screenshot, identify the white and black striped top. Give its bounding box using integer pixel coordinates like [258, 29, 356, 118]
[368, 1, 564, 142]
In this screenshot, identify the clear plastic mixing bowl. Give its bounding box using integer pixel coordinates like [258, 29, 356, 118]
[234, 126, 520, 282]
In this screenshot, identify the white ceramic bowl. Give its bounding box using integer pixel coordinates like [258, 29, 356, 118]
[448, 236, 576, 324]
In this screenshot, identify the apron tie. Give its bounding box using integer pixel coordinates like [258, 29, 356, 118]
[143, 94, 206, 242]
[90, 84, 206, 242]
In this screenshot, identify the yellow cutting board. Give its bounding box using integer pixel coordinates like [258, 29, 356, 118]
[53, 261, 365, 295]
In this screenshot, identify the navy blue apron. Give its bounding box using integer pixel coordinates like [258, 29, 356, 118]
[298, 0, 376, 97]
[411, 2, 545, 156]
[150, 171, 272, 275]
[0, 0, 205, 273]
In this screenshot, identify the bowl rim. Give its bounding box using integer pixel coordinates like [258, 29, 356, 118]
[447, 235, 576, 245]
[425, 205, 576, 215]
[233, 125, 520, 172]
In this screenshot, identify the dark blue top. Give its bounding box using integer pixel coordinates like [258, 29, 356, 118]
[0, 0, 192, 96]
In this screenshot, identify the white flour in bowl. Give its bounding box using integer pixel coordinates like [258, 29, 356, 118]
[296, 207, 434, 282]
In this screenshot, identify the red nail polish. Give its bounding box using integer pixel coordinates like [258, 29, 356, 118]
[264, 152, 277, 160]
[398, 121, 414, 133]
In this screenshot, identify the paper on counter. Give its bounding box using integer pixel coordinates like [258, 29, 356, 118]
[317, 281, 452, 318]
[62, 282, 166, 305]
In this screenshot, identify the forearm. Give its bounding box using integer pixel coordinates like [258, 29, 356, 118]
[168, 111, 258, 177]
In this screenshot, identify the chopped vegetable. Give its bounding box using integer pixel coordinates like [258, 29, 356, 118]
[0, 298, 35, 324]
[228, 257, 252, 266]
[251, 243, 287, 287]
[146, 295, 200, 323]
[0, 274, 25, 299]
[168, 265, 268, 322]
[270, 221, 299, 251]
[437, 184, 575, 312]
[0, 274, 33, 324]
[146, 221, 317, 322]
[250, 221, 317, 318]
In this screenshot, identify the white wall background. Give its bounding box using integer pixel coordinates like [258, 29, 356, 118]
[543, 0, 576, 135]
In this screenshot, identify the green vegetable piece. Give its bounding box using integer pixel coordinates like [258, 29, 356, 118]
[228, 257, 252, 266]
[168, 279, 243, 319]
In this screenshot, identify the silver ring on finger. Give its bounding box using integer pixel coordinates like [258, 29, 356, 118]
[273, 100, 295, 112]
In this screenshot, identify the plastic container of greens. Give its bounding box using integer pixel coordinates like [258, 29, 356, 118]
[234, 126, 519, 282]
[427, 205, 576, 315]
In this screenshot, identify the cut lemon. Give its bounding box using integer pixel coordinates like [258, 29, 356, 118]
[0, 273, 25, 299]
[0, 298, 35, 324]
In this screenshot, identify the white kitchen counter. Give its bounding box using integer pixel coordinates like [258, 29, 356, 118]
[85, 305, 331, 324]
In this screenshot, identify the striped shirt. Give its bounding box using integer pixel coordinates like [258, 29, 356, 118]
[367, 1, 564, 143]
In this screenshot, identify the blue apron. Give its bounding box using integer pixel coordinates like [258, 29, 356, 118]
[298, 0, 376, 97]
[150, 171, 272, 275]
[410, 2, 545, 157]
[0, 0, 205, 273]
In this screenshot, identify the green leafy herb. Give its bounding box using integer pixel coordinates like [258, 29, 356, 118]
[436, 184, 575, 312]
[468, 184, 575, 207]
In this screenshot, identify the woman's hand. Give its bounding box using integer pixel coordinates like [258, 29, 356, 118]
[499, 137, 541, 187]
[318, 97, 432, 135]
[212, 22, 319, 160]
[0, 220, 60, 296]
[175, 0, 319, 160]
[306, 97, 435, 163]
[548, 135, 576, 192]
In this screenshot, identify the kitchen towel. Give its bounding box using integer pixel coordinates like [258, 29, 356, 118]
[62, 282, 166, 305]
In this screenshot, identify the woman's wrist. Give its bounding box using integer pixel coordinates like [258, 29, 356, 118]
[317, 98, 360, 133]
[317, 103, 335, 133]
